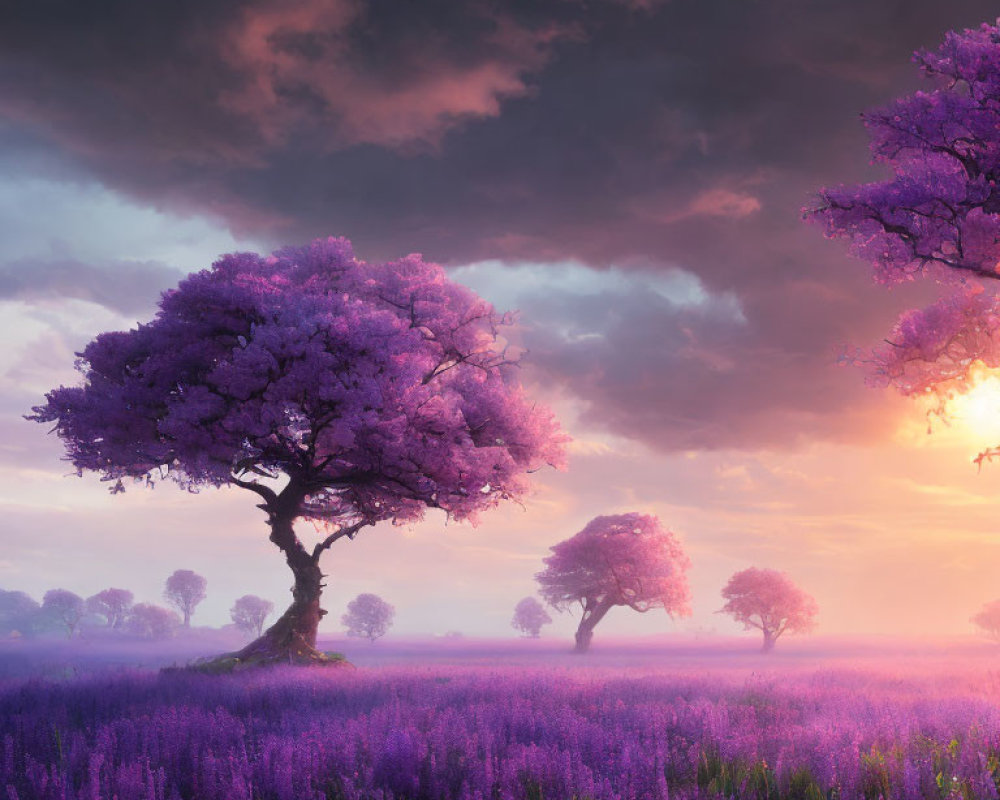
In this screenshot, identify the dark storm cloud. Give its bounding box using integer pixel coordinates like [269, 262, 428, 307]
[1, 0, 996, 450]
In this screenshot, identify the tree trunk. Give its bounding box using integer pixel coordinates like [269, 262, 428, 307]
[232, 508, 337, 667]
[574, 598, 613, 653]
[761, 629, 776, 653]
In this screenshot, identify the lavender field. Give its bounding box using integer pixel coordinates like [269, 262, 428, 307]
[5, 638, 1000, 800]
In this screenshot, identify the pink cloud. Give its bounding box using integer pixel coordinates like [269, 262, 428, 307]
[688, 188, 762, 218]
[634, 187, 763, 225]
[219, 2, 573, 150]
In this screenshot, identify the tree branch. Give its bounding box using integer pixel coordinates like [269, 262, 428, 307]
[311, 520, 371, 560]
[229, 475, 278, 505]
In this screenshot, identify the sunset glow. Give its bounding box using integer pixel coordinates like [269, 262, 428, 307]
[947, 364, 1000, 444]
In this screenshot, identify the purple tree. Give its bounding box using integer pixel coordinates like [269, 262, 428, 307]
[163, 570, 207, 628]
[341, 593, 395, 642]
[809, 20, 1000, 459]
[30, 237, 565, 666]
[511, 596, 551, 638]
[86, 588, 134, 629]
[231, 594, 274, 637]
[536, 513, 691, 653]
[127, 603, 179, 639]
[0, 590, 40, 637]
[42, 589, 85, 638]
[972, 599, 1000, 641]
[718, 568, 818, 652]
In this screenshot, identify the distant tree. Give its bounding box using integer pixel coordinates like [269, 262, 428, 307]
[163, 570, 207, 628]
[231, 595, 274, 637]
[536, 513, 691, 653]
[29, 238, 566, 666]
[719, 568, 818, 652]
[86, 588, 134, 629]
[807, 21, 1000, 463]
[42, 589, 85, 638]
[342, 593, 395, 642]
[972, 600, 1000, 641]
[0, 590, 40, 637]
[127, 603, 180, 639]
[511, 597, 551, 638]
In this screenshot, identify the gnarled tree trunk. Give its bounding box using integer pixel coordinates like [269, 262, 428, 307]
[184, 481, 368, 672]
[574, 597, 614, 653]
[761, 628, 776, 653]
[233, 509, 335, 665]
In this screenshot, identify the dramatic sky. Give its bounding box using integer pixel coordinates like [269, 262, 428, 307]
[5, 0, 1000, 641]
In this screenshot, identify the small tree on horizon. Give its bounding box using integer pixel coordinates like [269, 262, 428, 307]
[972, 600, 1000, 641]
[42, 589, 85, 638]
[164, 570, 207, 628]
[86, 588, 134, 629]
[719, 567, 818, 652]
[0, 590, 40, 637]
[127, 603, 180, 639]
[231, 595, 274, 637]
[511, 596, 551, 638]
[29, 237, 566, 667]
[536, 513, 691, 653]
[342, 593, 395, 642]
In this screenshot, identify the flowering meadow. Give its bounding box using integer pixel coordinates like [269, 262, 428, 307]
[5, 639, 1000, 799]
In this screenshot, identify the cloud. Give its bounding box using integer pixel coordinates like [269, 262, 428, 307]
[457, 258, 910, 451]
[688, 189, 761, 219]
[2, 0, 997, 452]
[0, 0, 574, 167]
[0, 258, 181, 314]
[218, 1, 573, 151]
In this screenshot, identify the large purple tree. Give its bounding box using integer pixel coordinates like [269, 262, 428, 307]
[30, 237, 566, 666]
[809, 20, 1000, 458]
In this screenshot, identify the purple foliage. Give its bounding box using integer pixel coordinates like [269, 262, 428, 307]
[809, 19, 1000, 451]
[29, 237, 567, 524]
[4, 661, 1000, 799]
[163, 570, 207, 629]
[511, 597, 551, 638]
[341, 593, 394, 642]
[41, 590, 85, 639]
[28, 237, 568, 659]
[0, 591, 40, 637]
[126, 604, 180, 640]
[230, 595, 274, 637]
[537, 513, 691, 652]
[86, 589, 134, 630]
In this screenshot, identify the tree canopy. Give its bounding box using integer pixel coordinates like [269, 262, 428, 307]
[719, 567, 818, 652]
[231, 595, 274, 637]
[536, 512, 690, 652]
[30, 237, 566, 665]
[511, 596, 552, 638]
[31, 237, 565, 527]
[86, 588, 134, 629]
[164, 570, 207, 628]
[342, 593, 395, 642]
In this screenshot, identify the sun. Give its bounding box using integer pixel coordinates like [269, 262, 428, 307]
[942, 362, 1000, 445]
